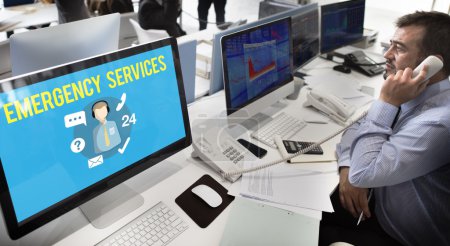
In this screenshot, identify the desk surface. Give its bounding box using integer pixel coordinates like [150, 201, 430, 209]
[0, 6, 396, 244]
[0, 3, 57, 33]
[0, 55, 383, 245]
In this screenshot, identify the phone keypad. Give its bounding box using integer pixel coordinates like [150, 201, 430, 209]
[222, 145, 244, 164]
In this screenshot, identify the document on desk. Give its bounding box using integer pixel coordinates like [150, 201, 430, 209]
[306, 73, 373, 107]
[239, 161, 337, 212]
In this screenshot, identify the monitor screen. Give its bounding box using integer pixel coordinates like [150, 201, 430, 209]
[290, 6, 319, 70]
[0, 38, 191, 239]
[258, 0, 298, 19]
[210, 3, 317, 95]
[3, 0, 34, 8]
[320, 0, 365, 54]
[221, 17, 292, 115]
[10, 13, 120, 76]
[259, 3, 319, 70]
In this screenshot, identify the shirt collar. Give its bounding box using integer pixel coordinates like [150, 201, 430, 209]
[401, 78, 450, 113]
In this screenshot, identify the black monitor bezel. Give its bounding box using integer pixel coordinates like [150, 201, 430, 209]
[221, 17, 293, 116]
[0, 37, 192, 240]
[320, 0, 366, 54]
[3, 0, 34, 8]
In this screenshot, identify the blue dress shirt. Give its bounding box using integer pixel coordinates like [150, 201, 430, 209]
[93, 120, 122, 153]
[336, 79, 450, 245]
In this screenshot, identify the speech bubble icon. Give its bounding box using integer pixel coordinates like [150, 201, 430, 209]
[64, 111, 87, 128]
[70, 138, 86, 153]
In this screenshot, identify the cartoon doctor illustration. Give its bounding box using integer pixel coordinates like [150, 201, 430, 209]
[92, 100, 121, 153]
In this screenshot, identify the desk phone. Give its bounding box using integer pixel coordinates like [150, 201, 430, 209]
[192, 126, 257, 182]
[344, 50, 385, 77]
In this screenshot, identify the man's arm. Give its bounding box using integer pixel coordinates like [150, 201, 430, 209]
[336, 118, 370, 218]
[349, 67, 449, 187]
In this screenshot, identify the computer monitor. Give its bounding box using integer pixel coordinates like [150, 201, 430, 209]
[0, 37, 191, 239]
[221, 17, 293, 122]
[258, 0, 298, 19]
[10, 13, 120, 76]
[210, 3, 317, 95]
[259, 3, 319, 71]
[3, 0, 34, 8]
[320, 0, 366, 54]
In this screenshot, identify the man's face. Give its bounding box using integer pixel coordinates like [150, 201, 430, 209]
[383, 25, 425, 79]
[94, 106, 108, 121]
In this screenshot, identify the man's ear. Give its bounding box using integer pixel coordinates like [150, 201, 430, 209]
[434, 54, 444, 62]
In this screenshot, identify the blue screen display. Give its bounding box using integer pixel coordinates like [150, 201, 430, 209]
[320, 0, 365, 54]
[222, 19, 291, 109]
[0, 45, 186, 222]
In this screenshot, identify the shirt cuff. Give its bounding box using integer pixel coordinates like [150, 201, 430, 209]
[337, 158, 350, 169]
[366, 100, 399, 127]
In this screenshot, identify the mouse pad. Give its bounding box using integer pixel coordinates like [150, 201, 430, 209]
[175, 175, 235, 228]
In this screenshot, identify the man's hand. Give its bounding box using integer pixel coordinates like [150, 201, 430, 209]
[339, 167, 371, 218]
[379, 66, 428, 107]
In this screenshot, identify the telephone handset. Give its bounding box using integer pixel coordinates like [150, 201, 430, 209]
[191, 126, 257, 182]
[303, 89, 356, 125]
[412, 55, 443, 81]
[193, 56, 444, 181]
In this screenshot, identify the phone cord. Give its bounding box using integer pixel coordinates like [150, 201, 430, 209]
[221, 111, 368, 179]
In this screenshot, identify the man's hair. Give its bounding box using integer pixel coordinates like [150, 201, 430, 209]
[396, 11, 450, 76]
[92, 100, 109, 118]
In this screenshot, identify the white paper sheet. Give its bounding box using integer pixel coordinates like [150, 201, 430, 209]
[305, 73, 374, 107]
[238, 162, 338, 212]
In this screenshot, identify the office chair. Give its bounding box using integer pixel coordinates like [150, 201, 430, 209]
[129, 18, 169, 45]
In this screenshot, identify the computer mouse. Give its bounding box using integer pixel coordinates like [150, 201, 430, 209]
[191, 184, 223, 208]
[333, 65, 352, 74]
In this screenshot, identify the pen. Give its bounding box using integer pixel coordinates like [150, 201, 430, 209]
[356, 189, 373, 226]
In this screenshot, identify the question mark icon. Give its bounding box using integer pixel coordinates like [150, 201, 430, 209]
[74, 140, 81, 150]
[71, 138, 85, 153]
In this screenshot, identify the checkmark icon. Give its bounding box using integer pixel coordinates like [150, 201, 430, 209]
[118, 137, 130, 154]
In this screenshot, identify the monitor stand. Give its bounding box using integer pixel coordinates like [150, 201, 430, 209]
[231, 101, 287, 132]
[239, 112, 271, 131]
[79, 183, 144, 229]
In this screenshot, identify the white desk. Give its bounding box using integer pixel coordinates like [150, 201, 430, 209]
[0, 53, 384, 245]
[0, 3, 58, 33]
[0, 6, 393, 243]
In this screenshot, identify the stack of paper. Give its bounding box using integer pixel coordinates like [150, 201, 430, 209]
[238, 161, 337, 212]
[305, 73, 374, 108]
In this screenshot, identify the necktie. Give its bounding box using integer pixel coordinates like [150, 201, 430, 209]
[391, 108, 401, 128]
[104, 125, 110, 146]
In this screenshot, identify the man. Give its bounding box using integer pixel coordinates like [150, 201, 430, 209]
[92, 100, 122, 153]
[138, 0, 186, 37]
[197, 0, 227, 30]
[320, 11, 450, 246]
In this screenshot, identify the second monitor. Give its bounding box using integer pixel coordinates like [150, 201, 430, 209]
[320, 0, 366, 55]
[221, 17, 307, 148]
[221, 17, 293, 118]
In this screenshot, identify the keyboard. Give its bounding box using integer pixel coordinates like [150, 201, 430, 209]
[96, 202, 188, 246]
[251, 112, 307, 148]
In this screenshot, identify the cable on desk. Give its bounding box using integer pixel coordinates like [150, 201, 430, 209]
[222, 111, 368, 179]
